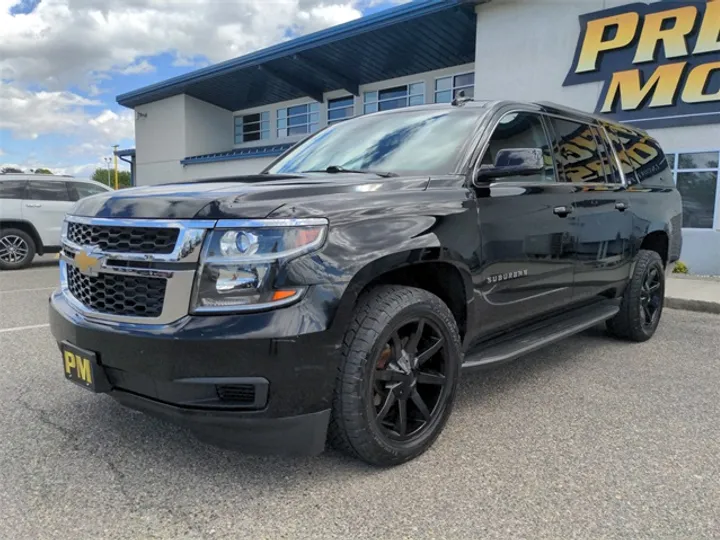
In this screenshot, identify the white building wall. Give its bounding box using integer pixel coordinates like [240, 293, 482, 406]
[474, 0, 720, 274]
[473, 0, 719, 150]
[184, 95, 233, 157]
[134, 95, 187, 186]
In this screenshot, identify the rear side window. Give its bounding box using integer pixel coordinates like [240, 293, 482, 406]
[27, 180, 72, 202]
[0, 181, 27, 199]
[589, 126, 623, 184]
[606, 125, 673, 187]
[547, 118, 609, 183]
[70, 182, 108, 201]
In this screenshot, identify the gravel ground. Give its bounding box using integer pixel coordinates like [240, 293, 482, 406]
[0, 261, 718, 540]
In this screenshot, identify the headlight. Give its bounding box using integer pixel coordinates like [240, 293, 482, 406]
[191, 218, 328, 313]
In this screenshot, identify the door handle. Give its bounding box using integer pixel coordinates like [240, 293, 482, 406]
[553, 205, 573, 217]
[25, 203, 42, 208]
[615, 201, 629, 212]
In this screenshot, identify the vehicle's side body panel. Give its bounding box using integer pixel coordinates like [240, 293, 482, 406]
[471, 183, 577, 338]
[543, 116, 637, 302]
[604, 123, 683, 266]
[570, 183, 635, 301]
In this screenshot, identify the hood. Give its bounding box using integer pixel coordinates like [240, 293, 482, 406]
[71, 173, 430, 219]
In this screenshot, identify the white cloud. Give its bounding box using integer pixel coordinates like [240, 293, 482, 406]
[0, 83, 100, 140]
[0, 0, 364, 90]
[0, 0, 397, 173]
[0, 148, 4, 156]
[0, 82, 134, 146]
[117, 59, 156, 75]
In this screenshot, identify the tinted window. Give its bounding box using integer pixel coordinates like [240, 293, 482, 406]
[605, 125, 672, 187]
[0, 181, 27, 199]
[27, 180, 71, 201]
[481, 112, 555, 183]
[676, 172, 717, 229]
[590, 126, 623, 184]
[678, 152, 719, 170]
[548, 118, 608, 183]
[70, 182, 108, 201]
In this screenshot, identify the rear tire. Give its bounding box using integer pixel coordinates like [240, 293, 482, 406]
[607, 249, 665, 342]
[0, 228, 36, 270]
[328, 285, 462, 467]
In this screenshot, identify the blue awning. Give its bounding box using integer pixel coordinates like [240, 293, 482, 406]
[117, 0, 482, 111]
[181, 144, 295, 165]
[114, 148, 136, 158]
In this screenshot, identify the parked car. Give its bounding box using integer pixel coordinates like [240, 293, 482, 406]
[0, 174, 112, 269]
[49, 101, 682, 466]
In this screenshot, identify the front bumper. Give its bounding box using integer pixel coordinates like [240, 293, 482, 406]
[49, 287, 345, 455]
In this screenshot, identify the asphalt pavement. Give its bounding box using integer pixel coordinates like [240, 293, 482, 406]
[0, 260, 718, 540]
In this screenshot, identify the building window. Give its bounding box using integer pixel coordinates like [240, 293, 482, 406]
[328, 96, 354, 125]
[235, 112, 270, 144]
[669, 151, 720, 229]
[363, 82, 425, 114]
[435, 73, 474, 103]
[278, 103, 320, 137]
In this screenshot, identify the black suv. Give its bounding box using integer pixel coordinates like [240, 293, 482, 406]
[49, 101, 682, 466]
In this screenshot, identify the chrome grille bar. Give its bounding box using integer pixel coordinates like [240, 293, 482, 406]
[60, 216, 216, 325]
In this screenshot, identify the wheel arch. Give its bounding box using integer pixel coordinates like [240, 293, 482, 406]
[639, 228, 669, 267]
[0, 220, 43, 255]
[330, 248, 474, 343]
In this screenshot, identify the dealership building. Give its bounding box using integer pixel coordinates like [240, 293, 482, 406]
[116, 0, 720, 274]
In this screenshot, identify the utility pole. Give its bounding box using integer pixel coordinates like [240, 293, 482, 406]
[112, 145, 120, 190]
[104, 157, 112, 187]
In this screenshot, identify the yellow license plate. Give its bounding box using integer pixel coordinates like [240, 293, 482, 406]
[60, 342, 100, 391]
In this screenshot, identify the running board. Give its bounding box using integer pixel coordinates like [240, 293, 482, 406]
[462, 302, 619, 370]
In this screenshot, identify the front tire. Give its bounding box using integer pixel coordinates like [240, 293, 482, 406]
[0, 228, 36, 270]
[607, 249, 665, 342]
[329, 285, 462, 467]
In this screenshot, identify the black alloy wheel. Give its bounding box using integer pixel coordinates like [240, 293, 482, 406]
[606, 249, 665, 342]
[371, 318, 450, 442]
[329, 285, 462, 466]
[639, 265, 663, 331]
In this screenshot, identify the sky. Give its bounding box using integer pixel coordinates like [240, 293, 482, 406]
[0, 0, 407, 177]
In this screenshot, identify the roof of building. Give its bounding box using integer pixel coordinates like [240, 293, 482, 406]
[114, 148, 136, 158]
[116, 0, 482, 111]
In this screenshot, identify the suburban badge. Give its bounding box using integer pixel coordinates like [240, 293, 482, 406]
[486, 269, 528, 285]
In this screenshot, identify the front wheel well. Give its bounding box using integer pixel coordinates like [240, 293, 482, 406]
[0, 220, 43, 255]
[640, 231, 669, 267]
[361, 262, 468, 341]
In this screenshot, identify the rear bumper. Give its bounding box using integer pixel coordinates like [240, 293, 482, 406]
[49, 288, 344, 455]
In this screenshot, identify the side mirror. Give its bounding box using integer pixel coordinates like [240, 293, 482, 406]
[476, 148, 545, 183]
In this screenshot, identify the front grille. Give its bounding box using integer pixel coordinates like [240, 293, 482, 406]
[67, 222, 179, 254]
[66, 265, 167, 318]
[216, 384, 256, 404]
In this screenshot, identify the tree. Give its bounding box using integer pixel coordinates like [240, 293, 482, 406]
[1, 167, 23, 174]
[32, 168, 53, 174]
[90, 168, 132, 189]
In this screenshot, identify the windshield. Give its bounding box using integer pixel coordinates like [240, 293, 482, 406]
[266, 107, 488, 176]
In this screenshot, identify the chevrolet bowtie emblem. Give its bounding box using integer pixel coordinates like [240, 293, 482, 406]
[74, 249, 103, 277]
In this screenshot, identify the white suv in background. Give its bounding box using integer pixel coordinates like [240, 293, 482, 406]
[0, 174, 113, 270]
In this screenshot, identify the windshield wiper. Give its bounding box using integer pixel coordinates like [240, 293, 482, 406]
[301, 165, 398, 178]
